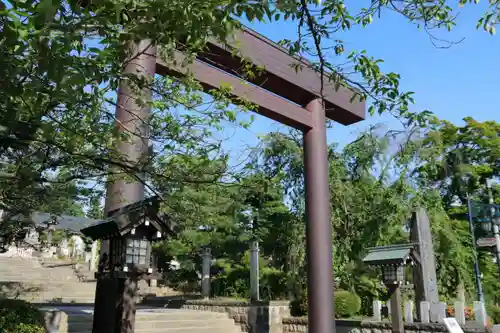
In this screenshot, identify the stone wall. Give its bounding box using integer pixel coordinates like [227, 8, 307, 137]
[283, 317, 487, 333]
[160, 299, 290, 333]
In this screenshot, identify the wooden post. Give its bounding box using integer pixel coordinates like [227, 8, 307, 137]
[303, 99, 335, 333]
[92, 276, 119, 333]
[389, 285, 404, 333]
[115, 277, 139, 333]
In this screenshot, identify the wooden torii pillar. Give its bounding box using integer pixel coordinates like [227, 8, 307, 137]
[100, 28, 365, 333]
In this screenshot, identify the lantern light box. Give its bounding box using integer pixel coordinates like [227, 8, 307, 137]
[80, 196, 175, 279]
[362, 243, 420, 286]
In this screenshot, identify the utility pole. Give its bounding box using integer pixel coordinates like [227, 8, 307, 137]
[486, 179, 500, 273]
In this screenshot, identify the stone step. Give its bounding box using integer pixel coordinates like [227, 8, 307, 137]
[14, 292, 94, 297]
[67, 311, 230, 322]
[0, 263, 41, 268]
[34, 287, 96, 292]
[12, 297, 96, 304]
[0, 284, 96, 291]
[2, 288, 156, 295]
[0, 274, 86, 279]
[0, 285, 95, 289]
[0, 280, 94, 285]
[15, 298, 96, 303]
[0, 264, 74, 268]
[2, 290, 96, 296]
[71, 329, 242, 333]
[0, 273, 77, 277]
[0, 279, 80, 284]
[1, 269, 79, 272]
[0, 265, 73, 269]
[0, 291, 96, 298]
[46, 309, 243, 333]
[0, 264, 73, 270]
[1, 288, 157, 299]
[68, 319, 236, 332]
[0, 256, 177, 304]
[1, 286, 92, 291]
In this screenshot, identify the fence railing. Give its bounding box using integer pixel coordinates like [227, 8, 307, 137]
[372, 300, 488, 327]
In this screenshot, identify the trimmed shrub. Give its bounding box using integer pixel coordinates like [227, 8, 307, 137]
[290, 292, 308, 317]
[0, 299, 45, 333]
[487, 305, 500, 324]
[290, 289, 361, 318]
[334, 290, 361, 318]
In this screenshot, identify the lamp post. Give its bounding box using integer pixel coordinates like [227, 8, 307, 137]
[466, 195, 485, 303]
[385, 269, 405, 333]
[460, 174, 485, 302]
[486, 179, 500, 274]
[378, 264, 406, 333]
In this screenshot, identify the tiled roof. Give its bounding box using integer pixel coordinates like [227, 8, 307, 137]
[362, 244, 416, 266]
[19, 212, 99, 233]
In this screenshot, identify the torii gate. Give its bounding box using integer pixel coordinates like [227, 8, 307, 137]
[101, 26, 365, 333]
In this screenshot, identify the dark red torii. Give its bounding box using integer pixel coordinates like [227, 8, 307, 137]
[101, 25, 365, 333]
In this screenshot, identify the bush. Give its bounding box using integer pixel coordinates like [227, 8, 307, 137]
[260, 268, 288, 300]
[163, 268, 200, 293]
[290, 293, 308, 317]
[487, 305, 500, 324]
[211, 267, 251, 298]
[447, 305, 475, 321]
[290, 289, 361, 318]
[0, 299, 45, 333]
[334, 290, 361, 318]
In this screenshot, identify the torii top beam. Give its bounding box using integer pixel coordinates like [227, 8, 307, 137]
[156, 25, 365, 130]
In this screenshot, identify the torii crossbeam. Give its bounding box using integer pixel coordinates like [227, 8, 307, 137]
[101, 25, 365, 333]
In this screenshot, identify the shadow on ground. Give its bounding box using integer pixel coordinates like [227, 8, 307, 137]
[41, 263, 73, 268]
[139, 294, 207, 308]
[0, 281, 42, 299]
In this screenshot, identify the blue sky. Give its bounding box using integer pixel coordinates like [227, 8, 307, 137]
[217, 3, 499, 162]
[79, 3, 499, 209]
[85, 3, 498, 170]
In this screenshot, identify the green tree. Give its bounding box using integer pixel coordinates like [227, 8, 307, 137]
[1, 0, 499, 310]
[86, 196, 103, 219]
[2, 0, 499, 222]
[413, 118, 500, 304]
[251, 122, 490, 309]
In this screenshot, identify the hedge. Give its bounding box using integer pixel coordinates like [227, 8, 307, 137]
[0, 299, 45, 333]
[290, 289, 361, 318]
